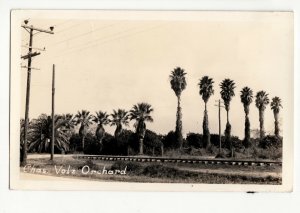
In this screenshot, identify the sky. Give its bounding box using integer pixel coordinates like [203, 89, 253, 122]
[16, 11, 293, 138]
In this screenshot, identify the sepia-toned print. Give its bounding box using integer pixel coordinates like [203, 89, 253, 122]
[10, 10, 293, 191]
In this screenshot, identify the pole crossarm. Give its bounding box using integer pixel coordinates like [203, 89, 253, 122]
[21, 51, 41, 59]
[22, 45, 46, 51]
[21, 24, 54, 34]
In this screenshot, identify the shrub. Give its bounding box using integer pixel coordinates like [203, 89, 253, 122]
[162, 131, 179, 150]
[83, 133, 102, 155]
[69, 133, 82, 152]
[210, 134, 225, 147]
[142, 164, 179, 178]
[186, 133, 203, 148]
[222, 135, 243, 150]
[259, 135, 282, 149]
[100, 133, 117, 155]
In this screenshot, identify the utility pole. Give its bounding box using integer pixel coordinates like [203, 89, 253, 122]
[50, 65, 55, 161]
[21, 20, 54, 166]
[215, 100, 224, 154]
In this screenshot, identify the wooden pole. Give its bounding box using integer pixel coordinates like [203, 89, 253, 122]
[50, 64, 55, 160]
[219, 99, 222, 154]
[21, 29, 33, 166]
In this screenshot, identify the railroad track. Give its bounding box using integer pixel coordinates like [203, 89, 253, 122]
[74, 155, 282, 167]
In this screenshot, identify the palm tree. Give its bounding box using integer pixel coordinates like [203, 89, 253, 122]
[28, 114, 73, 153]
[255, 91, 270, 139]
[129, 103, 154, 155]
[110, 109, 129, 138]
[220, 78, 236, 157]
[93, 111, 110, 144]
[198, 76, 214, 148]
[240, 87, 253, 147]
[74, 110, 93, 150]
[270, 96, 282, 137]
[169, 67, 187, 148]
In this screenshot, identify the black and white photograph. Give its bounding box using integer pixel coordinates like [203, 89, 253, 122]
[9, 10, 293, 191]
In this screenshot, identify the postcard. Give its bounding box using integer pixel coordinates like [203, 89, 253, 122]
[10, 10, 293, 191]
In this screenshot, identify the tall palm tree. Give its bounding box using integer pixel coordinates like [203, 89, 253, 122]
[240, 87, 253, 147]
[74, 110, 93, 150]
[93, 111, 110, 144]
[169, 67, 187, 148]
[198, 76, 214, 148]
[28, 114, 73, 153]
[129, 103, 154, 155]
[270, 96, 282, 137]
[110, 109, 129, 138]
[220, 78, 236, 157]
[255, 91, 270, 139]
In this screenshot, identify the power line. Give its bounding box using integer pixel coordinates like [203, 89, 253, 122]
[50, 23, 117, 47]
[45, 22, 169, 61]
[33, 20, 73, 42]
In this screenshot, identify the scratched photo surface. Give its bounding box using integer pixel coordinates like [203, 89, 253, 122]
[10, 10, 294, 191]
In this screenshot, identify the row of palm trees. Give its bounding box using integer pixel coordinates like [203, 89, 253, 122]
[170, 67, 283, 154]
[73, 103, 154, 155]
[22, 66, 283, 158]
[22, 103, 154, 155]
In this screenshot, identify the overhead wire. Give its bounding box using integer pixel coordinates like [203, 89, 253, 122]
[44, 22, 169, 61]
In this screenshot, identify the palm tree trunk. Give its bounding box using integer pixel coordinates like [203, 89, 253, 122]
[259, 109, 265, 139]
[82, 136, 85, 151]
[161, 144, 164, 156]
[114, 124, 122, 138]
[139, 138, 144, 155]
[225, 109, 233, 157]
[274, 112, 279, 137]
[176, 95, 183, 148]
[244, 110, 251, 147]
[203, 102, 211, 149]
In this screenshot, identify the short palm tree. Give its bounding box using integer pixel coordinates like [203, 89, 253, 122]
[169, 67, 187, 148]
[129, 103, 154, 155]
[28, 114, 73, 153]
[270, 96, 282, 137]
[110, 109, 129, 138]
[198, 76, 214, 148]
[255, 91, 270, 139]
[74, 110, 93, 150]
[220, 78, 236, 157]
[240, 87, 253, 147]
[93, 111, 110, 144]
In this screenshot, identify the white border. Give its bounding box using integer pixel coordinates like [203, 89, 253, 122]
[0, 0, 299, 213]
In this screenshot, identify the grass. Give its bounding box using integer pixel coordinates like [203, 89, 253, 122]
[21, 155, 282, 185]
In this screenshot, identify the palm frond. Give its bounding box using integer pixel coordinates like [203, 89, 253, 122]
[255, 91, 270, 110]
[169, 67, 187, 97]
[198, 76, 214, 103]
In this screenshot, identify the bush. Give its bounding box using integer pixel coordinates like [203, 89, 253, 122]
[259, 135, 282, 149]
[142, 164, 179, 178]
[210, 134, 225, 147]
[222, 135, 244, 150]
[83, 133, 102, 155]
[186, 133, 203, 148]
[69, 133, 82, 152]
[100, 133, 117, 155]
[162, 131, 179, 150]
[141, 130, 163, 156]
